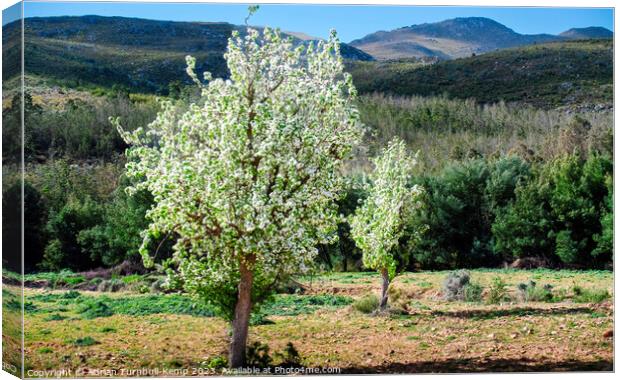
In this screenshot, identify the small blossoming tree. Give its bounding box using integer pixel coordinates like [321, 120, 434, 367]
[350, 139, 425, 311]
[115, 27, 362, 367]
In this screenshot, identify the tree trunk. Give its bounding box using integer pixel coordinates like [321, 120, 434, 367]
[229, 259, 254, 368]
[379, 268, 390, 310]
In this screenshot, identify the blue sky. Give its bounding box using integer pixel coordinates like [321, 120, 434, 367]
[3, 2, 614, 42]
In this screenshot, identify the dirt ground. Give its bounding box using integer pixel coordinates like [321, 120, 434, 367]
[4, 269, 613, 375]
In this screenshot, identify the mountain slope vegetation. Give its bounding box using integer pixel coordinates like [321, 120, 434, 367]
[348, 39, 613, 109]
[3, 15, 373, 94]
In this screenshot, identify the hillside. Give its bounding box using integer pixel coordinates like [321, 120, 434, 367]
[349, 17, 611, 60]
[2, 15, 373, 94]
[560, 27, 614, 39]
[348, 39, 613, 109]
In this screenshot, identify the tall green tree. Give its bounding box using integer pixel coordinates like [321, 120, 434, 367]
[116, 26, 362, 366]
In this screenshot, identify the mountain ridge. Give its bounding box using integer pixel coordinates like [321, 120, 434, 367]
[350, 17, 612, 60]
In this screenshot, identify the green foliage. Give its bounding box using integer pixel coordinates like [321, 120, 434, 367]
[492, 154, 613, 267]
[592, 176, 613, 258]
[353, 294, 380, 314]
[463, 283, 484, 303]
[41, 196, 105, 271]
[107, 295, 216, 317]
[317, 182, 366, 271]
[44, 313, 68, 321]
[15, 91, 159, 162]
[77, 299, 114, 319]
[260, 295, 353, 317]
[2, 180, 48, 272]
[205, 356, 228, 370]
[78, 184, 154, 266]
[486, 276, 509, 304]
[516, 281, 557, 302]
[72, 336, 99, 347]
[22, 271, 85, 288]
[572, 285, 611, 303]
[414, 157, 530, 268]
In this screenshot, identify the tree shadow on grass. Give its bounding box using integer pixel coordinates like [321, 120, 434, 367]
[425, 306, 596, 320]
[342, 357, 613, 374]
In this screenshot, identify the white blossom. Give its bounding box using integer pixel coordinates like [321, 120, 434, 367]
[350, 139, 425, 279]
[115, 27, 363, 309]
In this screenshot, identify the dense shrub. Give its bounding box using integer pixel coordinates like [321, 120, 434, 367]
[493, 154, 612, 267]
[463, 282, 484, 303]
[316, 182, 366, 271]
[353, 294, 380, 313]
[21, 93, 158, 161]
[78, 185, 154, 266]
[2, 180, 48, 272]
[41, 196, 105, 271]
[412, 157, 529, 269]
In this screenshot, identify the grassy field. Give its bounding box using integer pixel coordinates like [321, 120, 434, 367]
[4, 269, 612, 375]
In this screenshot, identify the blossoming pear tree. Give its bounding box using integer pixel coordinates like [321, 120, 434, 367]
[114, 26, 362, 367]
[350, 139, 425, 311]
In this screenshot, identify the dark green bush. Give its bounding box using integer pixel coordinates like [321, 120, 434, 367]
[77, 298, 114, 319]
[2, 180, 47, 272]
[72, 336, 99, 346]
[412, 157, 530, 269]
[41, 196, 105, 271]
[493, 154, 612, 267]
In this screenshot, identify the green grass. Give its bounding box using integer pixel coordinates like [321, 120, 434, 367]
[43, 313, 68, 321]
[261, 295, 354, 316]
[24, 291, 354, 321]
[572, 286, 611, 303]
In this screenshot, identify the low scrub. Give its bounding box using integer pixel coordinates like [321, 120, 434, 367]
[442, 270, 471, 301]
[353, 294, 380, 314]
[486, 277, 509, 304]
[77, 299, 114, 319]
[572, 285, 611, 303]
[72, 336, 98, 346]
[516, 281, 563, 303]
[463, 282, 484, 303]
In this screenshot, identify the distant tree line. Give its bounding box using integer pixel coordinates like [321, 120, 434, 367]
[3, 151, 611, 273]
